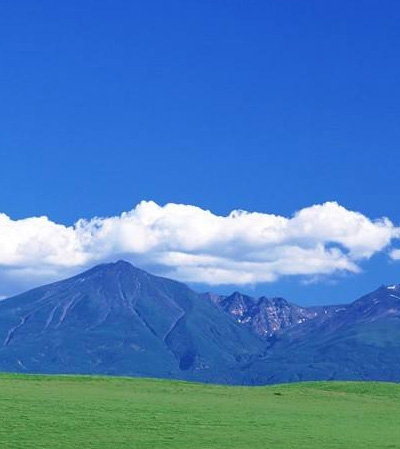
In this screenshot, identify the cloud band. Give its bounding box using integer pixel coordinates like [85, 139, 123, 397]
[0, 201, 399, 295]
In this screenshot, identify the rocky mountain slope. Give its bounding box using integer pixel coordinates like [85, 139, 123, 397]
[205, 291, 339, 338]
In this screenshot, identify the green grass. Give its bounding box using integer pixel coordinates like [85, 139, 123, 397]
[0, 374, 399, 448]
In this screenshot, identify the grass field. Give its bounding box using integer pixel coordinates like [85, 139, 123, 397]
[0, 374, 399, 448]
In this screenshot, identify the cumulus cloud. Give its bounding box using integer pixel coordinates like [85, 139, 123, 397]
[390, 249, 400, 260]
[0, 201, 399, 295]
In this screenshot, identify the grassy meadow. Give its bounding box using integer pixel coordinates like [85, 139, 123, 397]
[0, 374, 399, 448]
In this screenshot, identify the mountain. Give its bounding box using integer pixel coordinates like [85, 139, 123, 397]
[0, 261, 399, 384]
[242, 284, 400, 384]
[206, 291, 336, 338]
[0, 261, 263, 383]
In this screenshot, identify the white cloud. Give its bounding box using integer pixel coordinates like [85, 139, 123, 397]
[390, 249, 400, 260]
[0, 201, 399, 295]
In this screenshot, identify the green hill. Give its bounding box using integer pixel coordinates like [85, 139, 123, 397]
[0, 374, 399, 449]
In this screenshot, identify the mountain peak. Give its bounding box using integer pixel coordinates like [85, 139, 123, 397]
[115, 259, 133, 267]
[80, 259, 148, 279]
[99, 259, 136, 271]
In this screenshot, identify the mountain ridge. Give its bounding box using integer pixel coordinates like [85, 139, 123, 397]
[0, 260, 399, 384]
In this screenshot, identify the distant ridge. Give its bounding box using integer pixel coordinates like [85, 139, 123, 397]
[0, 261, 399, 384]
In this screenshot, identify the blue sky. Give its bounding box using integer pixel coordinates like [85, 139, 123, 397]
[1, 1, 400, 304]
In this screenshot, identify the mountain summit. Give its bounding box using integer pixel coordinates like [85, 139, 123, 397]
[0, 261, 399, 384]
